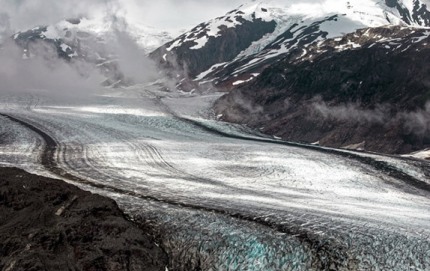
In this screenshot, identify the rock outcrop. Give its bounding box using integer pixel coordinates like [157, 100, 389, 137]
[215, 26, 430, 154]
[0, 167, 168, 271]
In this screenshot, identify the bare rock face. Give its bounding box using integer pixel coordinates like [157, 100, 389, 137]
[150, 13, 276, 79]
[215, 26, 430, 154]
[0, 167, 168, 271]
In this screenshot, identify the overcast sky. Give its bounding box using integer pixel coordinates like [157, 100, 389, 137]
[0, 0, 248, 33]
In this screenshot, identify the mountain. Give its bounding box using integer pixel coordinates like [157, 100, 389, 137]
[11, 17, 174, 87]
[149, 0, 430, 154]
[150, 6, 277, 79]
[13, 16, 174, 56]
[214, 25, 430, 154]
[8, 0, 430, 154]
[151, 0, 430, 86]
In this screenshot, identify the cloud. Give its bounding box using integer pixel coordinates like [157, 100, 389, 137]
[0, 0, 247, 34]
[0, 0, 116, 32]
[104, 18, 160, 84]
[0, 13, 11, 43]
[311, 98, 389, 124]
[0, 0, 163, 96]
[122, 0, 246, 31]
[399, 103, 430, 137]
[0, 40, 103, 97]
[0, 26, 162, 96]
[311, 98, 430, 138]
[0, 0, 247, 98]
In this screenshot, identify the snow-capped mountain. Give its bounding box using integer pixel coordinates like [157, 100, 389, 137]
[151, 0, 430, 153]
[12, 17, 174, 62]
[214, 24, 430, 154]
[12, 16, 175, 87]
[13, 16, 175, 55]
[151, 0, 430, 85]
[13, 18, 121, 86]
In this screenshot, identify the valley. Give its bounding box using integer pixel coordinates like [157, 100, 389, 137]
[0, 87, 429, 270]
[2, 0, 430, 270]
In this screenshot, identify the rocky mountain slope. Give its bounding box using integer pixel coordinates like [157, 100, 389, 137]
[214, 25, 430, 154]
[151, 0, 430, 87]
[148, 0, 430, 154]
[0, 167, 167, 271]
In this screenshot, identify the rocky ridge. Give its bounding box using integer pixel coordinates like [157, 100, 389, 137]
[0, 167, 168, 271]
[214, 25, 430, 154]
[151, 0, 430, 88]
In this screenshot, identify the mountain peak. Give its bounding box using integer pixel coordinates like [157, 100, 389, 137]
[234, 0, 430, 26]
[151, 0, 430, 84]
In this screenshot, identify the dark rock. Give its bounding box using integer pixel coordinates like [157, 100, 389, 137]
[412, 0, 430, 26]
[0, 167, 168, 271]
[385, 0, 398, 8]
[215, 26, 430, 154]
[150, 16, 276, 78]
[66, 18, 82, 25]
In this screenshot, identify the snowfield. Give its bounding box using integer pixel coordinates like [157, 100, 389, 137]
[0, 87, 429, 270]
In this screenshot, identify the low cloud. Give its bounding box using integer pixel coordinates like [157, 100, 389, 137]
[400, 103, 430, 137]
[0, 40, 103, 97]
[0, 0, 246, 34]
[0, 0, 116, 32]
[0, 0, 247, 98]
[311, 98, 430, 137]
[0, 2, 164, 98]
[311, 98, 390, 124]
[0, 13, 11, 43]
[107, 18, 160, 84]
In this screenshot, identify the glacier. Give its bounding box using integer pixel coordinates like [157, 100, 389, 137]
[0, 86, 429, 270]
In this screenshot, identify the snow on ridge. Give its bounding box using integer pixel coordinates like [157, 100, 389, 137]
[169, 0, 430, 54]
[60, 43, 71, 53]
[190, 0, 430, 80]
[195, 62, 229, 81]
[40, 18, 113, 40]
[166, 2, 278, 52]
[232, 73, 260, 86]
[18, 16, 174, 54]
[42, 25, 61, 40]
[403, 148, 430, 160]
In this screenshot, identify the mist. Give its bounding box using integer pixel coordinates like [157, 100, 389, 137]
[0, 0, 169, 99]
[311, 98, 390, 124]
[107, 17, 160, 84]
[0, 0, 117, 32]
[0, 13, 11, 43]
[0, 0, 246, 34]
[400, 102, 430, 137]
[0, 0, 253, 98]
[311, 98, 430, 138]
[0, 40, 104, 97]
[0, 32, 161, 98]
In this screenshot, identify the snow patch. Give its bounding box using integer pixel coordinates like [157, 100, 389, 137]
[232, 73, 260, 86]
[60, 43, 71, 52]
[195, 62, 228, 81]
[190, 36, 209, 50]
[403, 148, 430, 160]
[42, 25, 60, 40]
